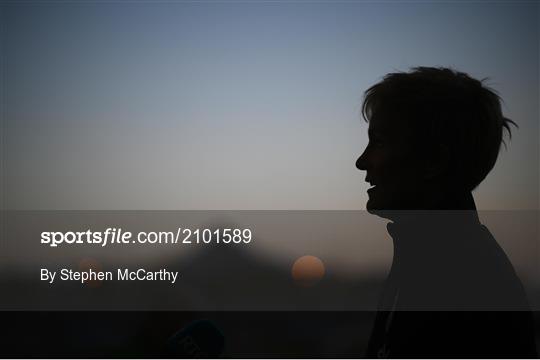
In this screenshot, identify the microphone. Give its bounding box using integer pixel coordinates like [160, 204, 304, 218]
[165, 320, 225, 358]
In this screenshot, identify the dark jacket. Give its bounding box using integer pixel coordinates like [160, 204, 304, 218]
[366, 194, 537, 358]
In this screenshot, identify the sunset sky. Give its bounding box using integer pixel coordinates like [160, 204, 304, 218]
[3, 1, 538, 210]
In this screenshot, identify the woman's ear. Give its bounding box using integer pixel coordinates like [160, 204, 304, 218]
[423, 144, 450, 180]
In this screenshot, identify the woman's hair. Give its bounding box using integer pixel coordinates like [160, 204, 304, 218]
[362, 66, 516, 191]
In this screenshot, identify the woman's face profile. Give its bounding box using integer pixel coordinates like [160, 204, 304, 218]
[356, 111, 426, 214]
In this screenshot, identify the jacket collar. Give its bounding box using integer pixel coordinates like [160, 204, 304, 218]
[385, 191, 480, 259]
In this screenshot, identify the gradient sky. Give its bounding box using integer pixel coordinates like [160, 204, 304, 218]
[3, 1, 539, 210]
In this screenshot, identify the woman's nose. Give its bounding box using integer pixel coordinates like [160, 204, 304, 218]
[356, 150, 368, 171]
